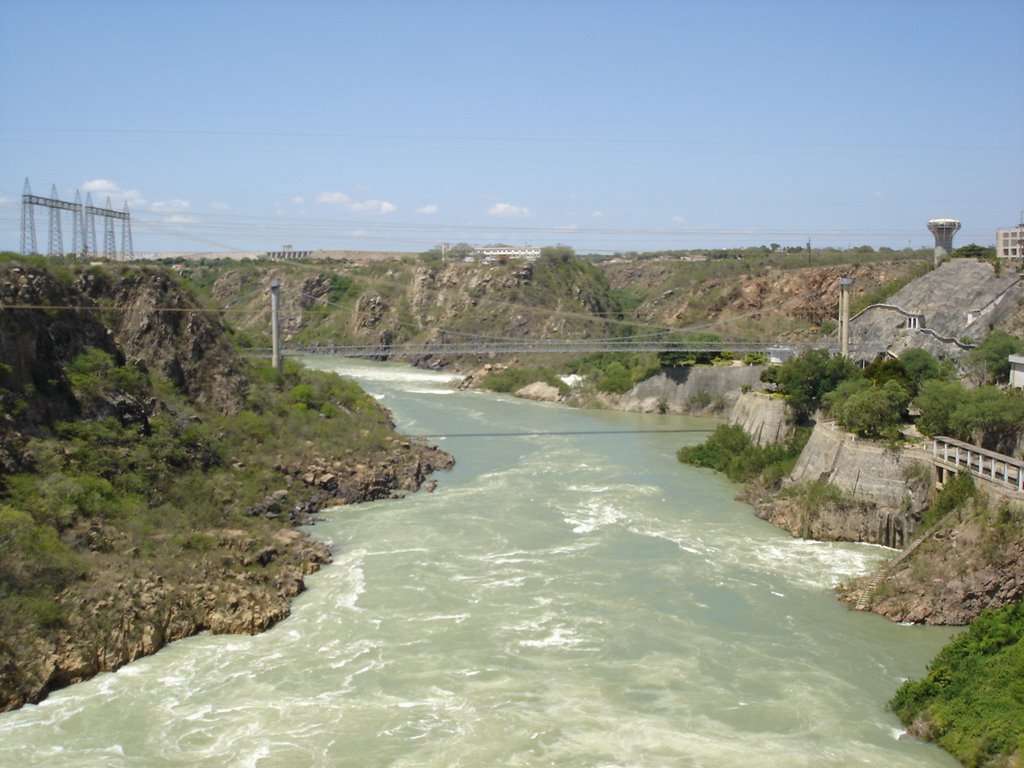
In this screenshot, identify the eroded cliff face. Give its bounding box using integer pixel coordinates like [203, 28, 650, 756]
[79, 268, 249, 415]
[841, 493, 1024, 625]
[0, 263, 247, 420]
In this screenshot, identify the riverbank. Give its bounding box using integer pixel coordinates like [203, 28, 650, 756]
[0, 257, 453, 712]
[1, 439, 453, 712]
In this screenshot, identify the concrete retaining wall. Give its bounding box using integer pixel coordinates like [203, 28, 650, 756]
[728, 391, 794, 446]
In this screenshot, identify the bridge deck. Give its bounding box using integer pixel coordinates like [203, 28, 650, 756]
[270, 339, 811, 358]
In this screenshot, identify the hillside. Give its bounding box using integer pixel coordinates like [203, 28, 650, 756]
[175, 252, 970, 365]
[850, 259, 1024, 362]
[0, 256, 451, 711]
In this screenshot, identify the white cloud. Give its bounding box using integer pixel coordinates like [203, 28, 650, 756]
[416, 203, 440, 215]
[81, 178, 145, 208]
[82, 179, 119, 193]
[318, 190, 395, 214]
[592, 210, 604, 219]
[164, 214, 199, 224]
[292, 196, 305, 205]
[487, 202, 531, 218]
[150, 199, 191, 213]
[208, 201, 230, 210]
[672, 215, 686, 223]
[350, 199, 396, 214]
[317, 191, 351, 204]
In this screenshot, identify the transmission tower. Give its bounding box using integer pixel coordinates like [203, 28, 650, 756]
[20, 178, 38, 255]
[121, 202, 134, 259]
[48, 184, 64, 257]
[72, 190, 83, 257]
[21, 178, 135, 260]
[85, 193, 98, 258]
[103, 197, 117, 259]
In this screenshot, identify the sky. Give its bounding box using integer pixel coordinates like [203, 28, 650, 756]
[1, 0, 1021, 256]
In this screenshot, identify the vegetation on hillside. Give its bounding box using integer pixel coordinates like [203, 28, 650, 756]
[1, 345, 396, 651]
[676, 423, 811, 489]
[890, 601, 1024, 767]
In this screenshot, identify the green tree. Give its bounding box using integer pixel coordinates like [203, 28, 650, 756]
[776, 349, 860, 421]
[966, 331, 1024, 385]
[949, 387, 1024, 454]
[863, 357, 912, 392]
[821, 377, 871, 419]
[914, 379, 966, 438]
[838, 380, 909, 439]
[898, 348, 944, 397]
[952, 243, 996, 260]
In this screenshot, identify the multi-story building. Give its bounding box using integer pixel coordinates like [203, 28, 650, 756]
[996, 226, 1024, 258]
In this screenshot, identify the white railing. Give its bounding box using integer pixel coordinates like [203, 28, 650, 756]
[933, 436, 1024, 493]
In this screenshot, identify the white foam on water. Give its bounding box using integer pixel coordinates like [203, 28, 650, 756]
[562, 499, 627, 534]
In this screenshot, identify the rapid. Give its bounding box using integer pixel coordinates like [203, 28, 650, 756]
[0, 359, 959, 767]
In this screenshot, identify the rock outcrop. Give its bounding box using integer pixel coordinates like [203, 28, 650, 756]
[842, 494, 1024, 625]
[515, 381, 563, 403]
[618, 365, 766, 415]
[2, 527, 329, 711]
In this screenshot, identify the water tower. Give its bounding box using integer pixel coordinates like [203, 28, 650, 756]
[927, 217, 961, 266]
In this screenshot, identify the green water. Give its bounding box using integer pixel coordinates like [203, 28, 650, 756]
[0, 360, 959, 767]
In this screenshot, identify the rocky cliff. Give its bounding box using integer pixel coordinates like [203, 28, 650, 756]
[842, 487, 1024, 625]
[0, 258, 453, 712]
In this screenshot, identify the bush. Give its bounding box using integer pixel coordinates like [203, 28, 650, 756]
[890, 602, 1024, 766]
[677, 424, 809, 487]
[920, 473, 977, 530]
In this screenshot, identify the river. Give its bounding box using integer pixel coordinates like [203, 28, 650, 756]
[0, 359, 959, 767]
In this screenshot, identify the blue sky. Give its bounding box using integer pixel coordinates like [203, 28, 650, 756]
[1, 0, 1021, 255]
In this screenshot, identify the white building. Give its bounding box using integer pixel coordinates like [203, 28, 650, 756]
[996, 226, 1023, 258]
[474, 246, 541, 261]
[1010, 354, 1024, 388]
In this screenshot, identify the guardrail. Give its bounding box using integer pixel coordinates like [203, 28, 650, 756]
[933, 436, 1024, 493]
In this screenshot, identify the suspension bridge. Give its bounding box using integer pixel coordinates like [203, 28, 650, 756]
[255, 337, 816, 359]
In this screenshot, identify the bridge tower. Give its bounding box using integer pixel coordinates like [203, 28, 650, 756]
[927, 217, 961, 267]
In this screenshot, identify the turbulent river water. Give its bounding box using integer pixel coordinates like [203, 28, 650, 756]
[0, 359, 961, 767]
